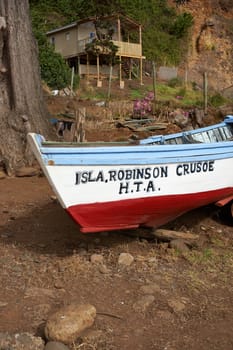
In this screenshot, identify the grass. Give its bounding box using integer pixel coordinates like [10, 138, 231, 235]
[78, 90, 107, 100]
[76, 78, 231, 110]
[130, 89, 145, 99]
[135, 83, 203, 107]
[154, 83, 203, 107]
[128, 82, 204, 107]
[184, 246, 233, 271]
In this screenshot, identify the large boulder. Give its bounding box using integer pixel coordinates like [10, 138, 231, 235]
[45, 303, 96, 344]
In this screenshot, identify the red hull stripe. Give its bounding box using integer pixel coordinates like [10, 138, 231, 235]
[67, 188, 233, 233]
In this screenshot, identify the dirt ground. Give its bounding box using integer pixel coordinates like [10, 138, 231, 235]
[1, 171, 233, 350]
[1, 92, 233, 349]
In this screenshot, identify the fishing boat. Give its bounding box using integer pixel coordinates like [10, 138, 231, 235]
[28, 115, 233, 233]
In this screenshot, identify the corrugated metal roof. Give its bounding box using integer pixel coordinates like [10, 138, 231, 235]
[46, 13, 141, 36]
[46, 22, 78, 35]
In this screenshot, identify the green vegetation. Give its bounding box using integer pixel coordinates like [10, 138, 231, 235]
[155, 83, 203, 107]
[85, 19, 119, 66]
[30, 0, 81, 89]
[167, 77, 183, 88]
[130, 89, 144, 99]
[77, 79, 204, 108]
[209, 93, 227, 107]
[29, 0, 193, 89]
[39, 44, 79, 90]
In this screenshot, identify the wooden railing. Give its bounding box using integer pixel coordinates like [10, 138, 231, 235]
[112, 40, 142, 57]
[77, 38, 142, 57]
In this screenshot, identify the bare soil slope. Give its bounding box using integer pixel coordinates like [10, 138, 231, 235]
[170, 0, 233, 91]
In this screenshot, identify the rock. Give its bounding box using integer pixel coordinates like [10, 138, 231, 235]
[0, 301, 8, 307]
[156, 310, 174, 320]
[168, 298, 186, 313]
[169, 239, 190, 253]
[50, 195, 57, 202]
[147, 257, 158, 265]
[45, 303, 96, 344]
[45, 341, 70, 350]
[216, 228, 223, 234]
[96, 101, 105, 107]
[140, 283, 161, 295]
[118, 253, 134, 266]
[98, 264, 110, 274]
[0, 332, 44, 349]
[54, 281, 64, 289]
[90, 254, 104, 264]
[133, 295, 155, 312]
[15, 166, 39, 177]
[174, 112, 189, 128]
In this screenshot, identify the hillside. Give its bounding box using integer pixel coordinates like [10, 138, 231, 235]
[170, 0, 233, 91]
[30, 0, 233, 94]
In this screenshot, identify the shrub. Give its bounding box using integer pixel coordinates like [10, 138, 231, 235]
[177, 87, 186, 97]
[170, 12, 193, 39]
[168, 77, 183, 88]
[30, 6, 79, 91]
[39, 41, 79, 90]
[209, 93, 226, 107]
[133, 92, 154, 117]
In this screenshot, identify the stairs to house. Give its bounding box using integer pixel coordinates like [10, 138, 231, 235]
[122, 59, 139, 79]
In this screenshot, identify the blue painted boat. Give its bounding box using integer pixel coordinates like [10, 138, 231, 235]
[28, 115, 233, 233]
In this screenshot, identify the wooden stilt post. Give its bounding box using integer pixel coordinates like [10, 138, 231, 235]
[71, 66, 74, 95]
[139, 25, 143, 85]
[77, 56, 80, 76]
[97, 54, 101, 87]
[129, 58, 132, 80]
[117, 16, 124, 88]
[107, 64, 113, 103]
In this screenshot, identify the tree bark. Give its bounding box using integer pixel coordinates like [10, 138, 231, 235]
[0, 0, 51, 175]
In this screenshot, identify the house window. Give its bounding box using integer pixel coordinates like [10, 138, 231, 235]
[66, 32, 70, 40]
[50, 36, 55, 46]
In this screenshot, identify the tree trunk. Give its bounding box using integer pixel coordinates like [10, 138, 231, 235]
[0, 0, 51, 175]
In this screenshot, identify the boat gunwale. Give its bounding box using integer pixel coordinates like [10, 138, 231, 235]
[37, 116, 233, 154]
[140, 118, 233, 145]
[28, 115, 233, 165]
[39, 140, 233, 154]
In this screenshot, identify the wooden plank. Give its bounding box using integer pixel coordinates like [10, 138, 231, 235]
[151, 228, 199, 242]
[136, 124, 168, 131]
